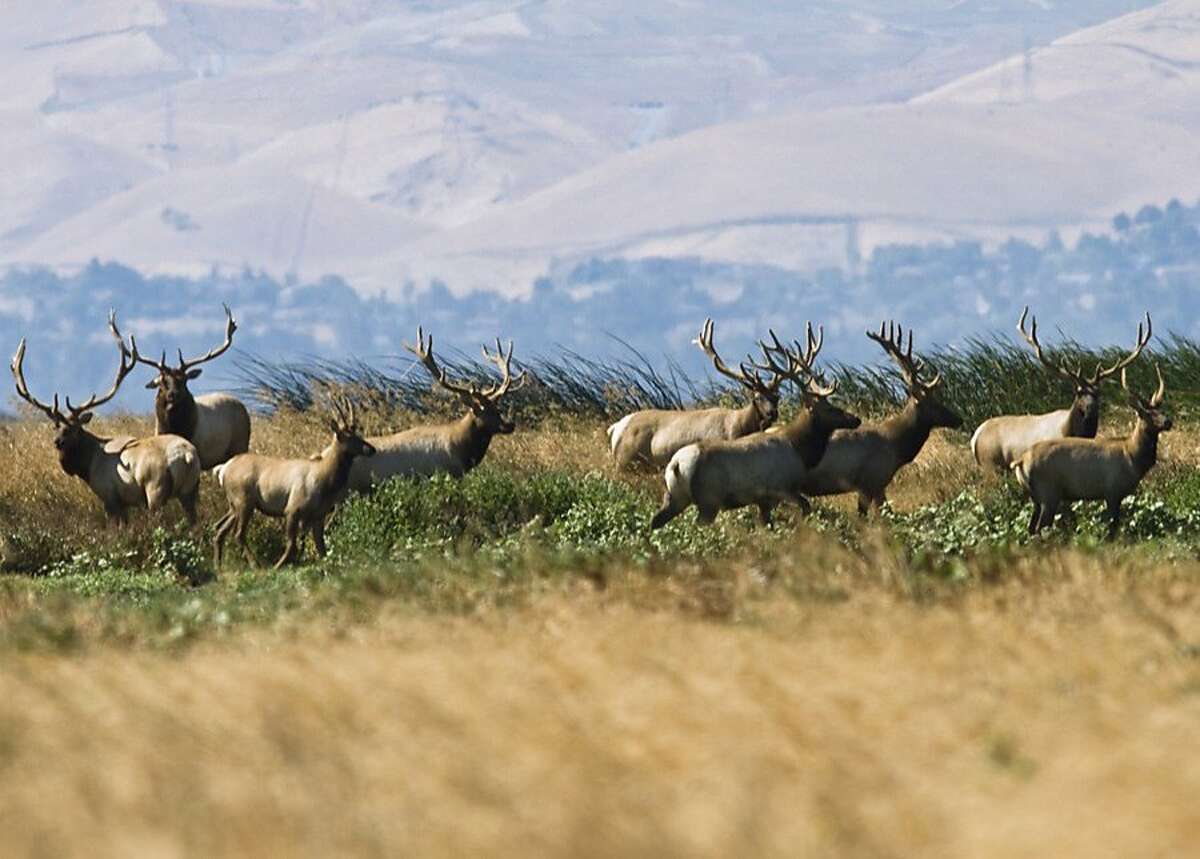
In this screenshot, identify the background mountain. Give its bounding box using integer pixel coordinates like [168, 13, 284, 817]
[2, 0, 1196, 406]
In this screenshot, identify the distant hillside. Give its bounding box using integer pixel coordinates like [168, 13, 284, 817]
[4, 196, 1198, 411]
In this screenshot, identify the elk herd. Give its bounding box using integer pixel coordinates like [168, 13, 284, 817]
[8, 304, 1171, 569]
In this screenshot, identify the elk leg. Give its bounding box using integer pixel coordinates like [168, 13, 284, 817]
[856, 494, 870, 517]
[1105, 498, 1122, 540]
[213, 510, 236, 566]
[790, 493, 813, 516]
[235, 509, 257, 568]
[1038, 501, 1059, 533]
[757, 503, 773, 527]
[1027, 502, 1041, 536]
[650, 492, 684, 530]
[274, 514, 302, 569]
[311, 517, 328, 558]
[179, 488, 199, 527]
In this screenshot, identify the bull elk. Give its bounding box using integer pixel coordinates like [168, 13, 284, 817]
[1013, 365, 1171, 538]
[11, 313, 202, 525]
[608, 318, 784, 469]
[213, 395, 375, 568]
[111, 304, 251, 470]
[345, 328, 527, 492]
[971, 308, 1152, 472]
[651, 324, 861, 529]
[798, 322, 963, 514]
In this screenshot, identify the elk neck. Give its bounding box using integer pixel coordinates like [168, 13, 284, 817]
[158, 388, 198, 438]
[315, 438, 360, 494]
[878, 399, 936, 466]
[1126, 418, 1160, 477]
[59, 427, 105, 481]
[453, 410, 497, 472]
[733, 399, 771, 435]
[777, 410, 835, 469]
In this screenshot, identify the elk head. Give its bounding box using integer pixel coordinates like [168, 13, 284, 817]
[694, 318, 783, 425]
[112, 305, 237, 434]
[1018, 307, 1151, 434]
[1122, 364, 1172, 434]
[752, 323, 861, 434]
[867, 321, 962, 429]
[11, 311, 138, 478]
[405, 327, 528, 435]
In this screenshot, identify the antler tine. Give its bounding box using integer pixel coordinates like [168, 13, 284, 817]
[480, 337, 528, 399]
[64, 322, 138, 417]
[868, 319, 941, 391]
[1092, 312, 1153, 384]
[177, 303, 238, 371]
[11, 339, 65, 424]
[1152, 361, 1166, 407]
[695, 318, 761, 393]
[748, 329, 805, 385]
[1017, 305, 1085, 386]
[108, 309, 160, 370]
[403, 326, 478, 402]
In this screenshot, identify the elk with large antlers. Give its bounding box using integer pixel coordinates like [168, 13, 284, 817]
[345, 328, 528, 492]
[213, 394, 375, 568]
[112, 304, 251, 470]
[11, 313, 202, 525]
[651, 324, 860, 528]
[798, 322, 963, 515]
[1013, 365, 1171, 538]
[608, 319, 786, 470]
[971, 308, 1152, 472]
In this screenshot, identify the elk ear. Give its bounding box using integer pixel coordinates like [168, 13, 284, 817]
[187, 368, 203, 380]
[78, 412, 93, 425]
[144, 379, 159, 389]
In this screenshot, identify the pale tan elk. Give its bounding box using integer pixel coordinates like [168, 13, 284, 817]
[608, 318, 784, 470]
[651, 324, 861, 529]
[111, 304, 251, 470]
[971, 308, 1152, 472]
[345, 328, 527, 492]
[11, 313, 201, 526]
[798, 322, 963, 515]
[1013, 365, 1171, 538]
[213, 396, 376, 568]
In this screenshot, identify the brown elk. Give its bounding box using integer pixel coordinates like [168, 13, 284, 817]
[213, 395, 375, 568]
[11, 312, 202, 525]
[112, 304, 251, 470]
[607, 318, 784, 469]
[1013, 365, 1171, 538]
[971, 308, 1152, 472]
[651, 324, 861, 529]
[345, 328, 527, 492]
[798, 322, 963, 514]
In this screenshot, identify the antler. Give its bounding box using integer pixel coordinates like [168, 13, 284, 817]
[866, 321, 941, 393]
[178, 304, 237, 371]
[324, 388, 359, 433]
[694, 318, 780, 397]
[11, 339, 65, 425]
[479, 338, 528, 400]
[1091, 312, 1152, 385]
[751, 323, 838, 398]
[1121, 363, 1166, 409]
[1017, 306, 1086, 386]
[404, 326, 480, 404]
[63, 312, 138, 418]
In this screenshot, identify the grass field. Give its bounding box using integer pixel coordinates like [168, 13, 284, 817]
[0, 403, 1198, 857]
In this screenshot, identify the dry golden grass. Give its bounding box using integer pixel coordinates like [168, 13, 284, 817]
[2, 408, 1200, 856]
[0, 550, 1197, 858]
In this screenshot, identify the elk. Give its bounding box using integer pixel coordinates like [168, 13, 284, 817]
[11, 312, 202, 526]
[608, 318, 784, 470]
[213, 395, 376, 568]
[798, 322, 963, 515]
[1013, 365, 1171, 538]
[971, 308, 1152, 472]
[345, 328, 528, 492]
[111, 304, 251, 470]
[651, 324, 861, 529]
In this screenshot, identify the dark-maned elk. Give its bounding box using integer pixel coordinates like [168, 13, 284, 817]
[1013, 365, 1171, 539]
[11, 312, 201, 526]
[799, 322, 963, 515]
[971, 307, 1151, 472]
[213, 395, 375, 568]
[112, 304, 251, 470]
[608, 318, 784, 470]
[651, 324, 861, 529]
[345, 328, 528, 492]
